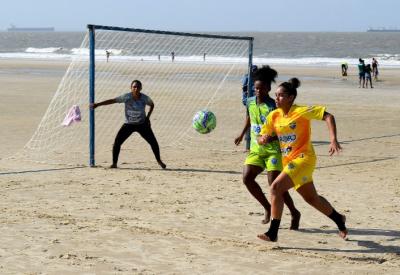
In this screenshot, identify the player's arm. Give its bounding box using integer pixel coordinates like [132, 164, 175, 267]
[234, 114, 250, 145]
[90, 98, 117, 109]
[322, 111, 342, 155]
[146, 101, 154, 120]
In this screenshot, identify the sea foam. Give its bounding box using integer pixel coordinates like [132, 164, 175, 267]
[25, 47, 63, 53]
[1, 49, 400, 68]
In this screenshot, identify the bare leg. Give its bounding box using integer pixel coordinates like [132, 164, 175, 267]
[257, 172, 294, 242]
[269, 172, 294, 219]
[297, 182, 332, 214]
[297, 182, 348, 239]
[284, 191, 301, 230]
[243, 165, 271, 224]
[268, 170, 301, 230]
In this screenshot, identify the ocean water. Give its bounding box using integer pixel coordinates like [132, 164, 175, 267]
[0, 31, 400, 67]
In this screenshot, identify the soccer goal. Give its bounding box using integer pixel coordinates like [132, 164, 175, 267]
[22, 24, 254, 167]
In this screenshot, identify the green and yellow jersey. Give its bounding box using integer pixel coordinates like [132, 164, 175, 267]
[246, 96, 280, 156]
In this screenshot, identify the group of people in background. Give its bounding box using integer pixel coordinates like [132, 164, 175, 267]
[107, 51, 207, 62]
[357, 58, 379, 88]
[341, 58, 379, 88]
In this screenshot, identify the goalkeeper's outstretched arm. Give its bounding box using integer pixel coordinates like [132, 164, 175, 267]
[90, 99, 117, 109]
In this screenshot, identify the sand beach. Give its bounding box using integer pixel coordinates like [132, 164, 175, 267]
[0, 59, 399, 274]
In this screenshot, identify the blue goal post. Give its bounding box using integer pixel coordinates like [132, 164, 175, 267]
[87, 24, 254, 167]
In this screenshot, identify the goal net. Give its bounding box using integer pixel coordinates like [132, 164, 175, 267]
[18, 25, 253, 167]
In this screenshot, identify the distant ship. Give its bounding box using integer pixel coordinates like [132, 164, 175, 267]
[7, 24, 55, 32]
[367, 27, 400, 32]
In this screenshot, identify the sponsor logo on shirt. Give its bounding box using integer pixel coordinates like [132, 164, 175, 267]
[279, 134, 296, 143]
[252, 124, 262, 134]
[281, 146, 292, 156]
[127, 110, 142, 121]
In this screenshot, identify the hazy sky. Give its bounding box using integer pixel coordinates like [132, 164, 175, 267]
[1, 0, 399, 32]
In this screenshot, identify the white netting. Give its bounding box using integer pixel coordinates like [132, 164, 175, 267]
[17, 27, 251, 166]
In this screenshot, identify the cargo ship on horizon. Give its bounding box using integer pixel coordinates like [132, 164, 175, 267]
[7, 24, 54, 32]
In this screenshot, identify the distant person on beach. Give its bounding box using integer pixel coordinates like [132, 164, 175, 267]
[234, 65, 301, 228]
[358, 58, 366, 88]
[341, 62, 348, 78]
[203, 52, 206, 62]
[364, 64, 373, 88]
[256, 78, 347, 242]
[241, 65, 258, 106]
[171, 51, 175, 62]
[90, 80, 166, 169]
[106, 50, 110, 62]
[372, 58, 379, 81]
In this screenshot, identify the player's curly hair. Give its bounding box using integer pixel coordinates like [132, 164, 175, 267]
[253, 65, 278, 84]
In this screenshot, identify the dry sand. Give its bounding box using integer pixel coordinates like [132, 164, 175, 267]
[0, 59, 399, 274]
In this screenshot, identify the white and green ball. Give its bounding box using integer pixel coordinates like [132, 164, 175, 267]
[192, 110, 217, 134]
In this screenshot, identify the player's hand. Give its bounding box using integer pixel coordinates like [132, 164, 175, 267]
[257, 135, 268, 145]
[234, 135, 243, 146]
[328, 140, 342, 156]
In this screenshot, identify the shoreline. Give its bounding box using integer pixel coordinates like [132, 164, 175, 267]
[1, 55, 400, 68]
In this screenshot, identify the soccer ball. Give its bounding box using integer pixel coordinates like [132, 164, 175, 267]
[192, 109, 217, 134]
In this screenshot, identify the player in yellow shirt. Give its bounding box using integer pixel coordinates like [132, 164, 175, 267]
[257, 78, 347, 242]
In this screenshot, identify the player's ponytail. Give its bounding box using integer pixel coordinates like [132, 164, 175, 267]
[288, 78, 300, 90]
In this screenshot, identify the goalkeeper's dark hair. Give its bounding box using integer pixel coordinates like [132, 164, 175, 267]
[279, 78, 301, 99]
[131, 80, 142, 89]
[253, 65, 278, 84]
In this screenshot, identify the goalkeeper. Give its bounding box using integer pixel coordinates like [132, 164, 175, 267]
[90, 80, 166, 169]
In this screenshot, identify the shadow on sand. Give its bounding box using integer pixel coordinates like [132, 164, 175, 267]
[0, 166, 85, 176]
[277, 227, 400, 256]
[115, 166, 241, 175]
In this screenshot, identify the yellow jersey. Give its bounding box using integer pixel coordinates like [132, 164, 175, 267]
[261, 105, 326, 166]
